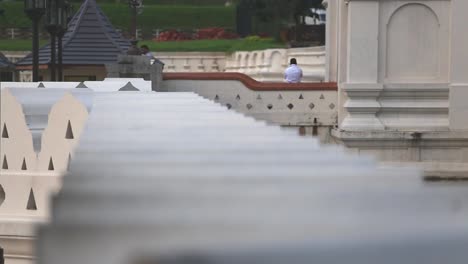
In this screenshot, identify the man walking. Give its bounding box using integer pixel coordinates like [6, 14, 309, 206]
[284, 58, 303, 83]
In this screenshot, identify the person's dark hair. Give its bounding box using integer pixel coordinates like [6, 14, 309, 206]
[141, 45, 149, 50]
[290, 58, 297, 65]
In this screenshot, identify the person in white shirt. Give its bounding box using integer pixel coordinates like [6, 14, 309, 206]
[284, 58, 303, 83]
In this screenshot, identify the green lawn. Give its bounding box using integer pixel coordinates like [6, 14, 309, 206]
[0, 39, 48, 51]
[140, 38, 285, 53]
[0, 2, 236, 33]
[0, 38, 285, 52]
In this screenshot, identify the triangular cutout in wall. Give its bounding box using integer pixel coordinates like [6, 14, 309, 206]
[1, 123, 8, 138]
[21, 158, 27, 170]
[27, 188, 37, 210]
[76, 82, 88, 88]
[48, 157, 55, 171]
[65, 120, 74, 139]
[2, 155, 8, 170]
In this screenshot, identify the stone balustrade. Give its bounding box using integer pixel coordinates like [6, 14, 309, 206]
[1, 84, 468, 264]
[0, 79, 152, 92]
[225, 47, 326, 82]
[36, 91, 468, 264]
[2, 74, 338, 139]
[0, 88, 92, 264]
[3, 47, 326, 83]
[157, 52, 226, 73]
[162, 73, 337, 140]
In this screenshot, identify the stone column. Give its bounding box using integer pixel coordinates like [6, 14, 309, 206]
[323, 0, 338, 82]
[449, 0, 468, 130]
[340, 0, 384, 131]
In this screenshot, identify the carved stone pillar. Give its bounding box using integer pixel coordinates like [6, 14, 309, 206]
[339, 0, 384, 131]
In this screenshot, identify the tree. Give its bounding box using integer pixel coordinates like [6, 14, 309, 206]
[236, 0, 324, 39]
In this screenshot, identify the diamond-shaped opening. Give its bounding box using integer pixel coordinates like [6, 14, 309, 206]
[287, 103, 294, 110]
[48, 157, 54, 171]
[309, 103, 315, 109]
[2, 155, 8, 170]
[226, 104, 232, 109]
[1, 123, 8, 138]
[236, 94, 241, 100]
[26, 188, 37, 210]
[65, 120, 74, 139]
[246, 103, 253, 110]
[21, 158, 27, 170]
[0, 184, 5, 207]
[267, 104, 273, 110]
[329, 103, 336, 109]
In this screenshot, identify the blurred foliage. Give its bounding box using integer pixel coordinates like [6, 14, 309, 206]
[0, 2, 235, 33]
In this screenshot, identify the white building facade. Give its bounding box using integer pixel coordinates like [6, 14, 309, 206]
[324, 0, 468, 175]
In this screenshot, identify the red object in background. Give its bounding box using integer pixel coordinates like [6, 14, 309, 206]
[154, 28, 239, 42]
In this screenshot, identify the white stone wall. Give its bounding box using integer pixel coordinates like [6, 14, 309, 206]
[0, 88, 91, 264]
[4, 48, 327, 83]
[156, 52, 227, 73]
[225, 47, 326, 82]
[162, 79, 337, 128]
[325, 0, 453, 132]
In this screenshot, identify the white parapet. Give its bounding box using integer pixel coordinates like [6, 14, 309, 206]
[33, 91, 468, 264]
[225, 47, 326, 82]
[0, 88, 92, 264]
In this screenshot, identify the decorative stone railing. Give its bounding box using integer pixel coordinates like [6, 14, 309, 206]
[225, 46, 326, 82]
[0, 78, 152, 92]
[4, 47, 326, 83]
[157, 52, 227, 73]
[162, 73, 337, 139]
[0, 88, 92, 263]
[37, 90, 468, 264]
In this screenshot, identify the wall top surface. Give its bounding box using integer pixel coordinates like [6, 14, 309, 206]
[163, 73, 337, 91]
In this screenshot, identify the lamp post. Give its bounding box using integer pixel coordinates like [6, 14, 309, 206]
[24, 0, 46, 82]
[57, 1, 70, 81]
[128, 0, 142, 40]
[45, 0, 61, 81]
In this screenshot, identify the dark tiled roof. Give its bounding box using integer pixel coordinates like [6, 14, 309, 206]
[17, 0, 130, 66]
[0, 52, 14, 69]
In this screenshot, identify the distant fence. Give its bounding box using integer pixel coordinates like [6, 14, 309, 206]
[0, 27, 49, 40]
[0, 27, 235, 41]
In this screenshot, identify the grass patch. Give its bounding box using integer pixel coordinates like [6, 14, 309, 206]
[140, 38, 285, 53]
[0, 38, 285, 52]
[0, 39, 48, 51]
[102, 4, 235, 36]
[0, 2, 235, 34]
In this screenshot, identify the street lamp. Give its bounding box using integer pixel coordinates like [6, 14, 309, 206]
[57, 1, 71, 81]
[24, 0, 46, 82]
[45, 0, 60, 81]
[128, 0, 143, 40]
